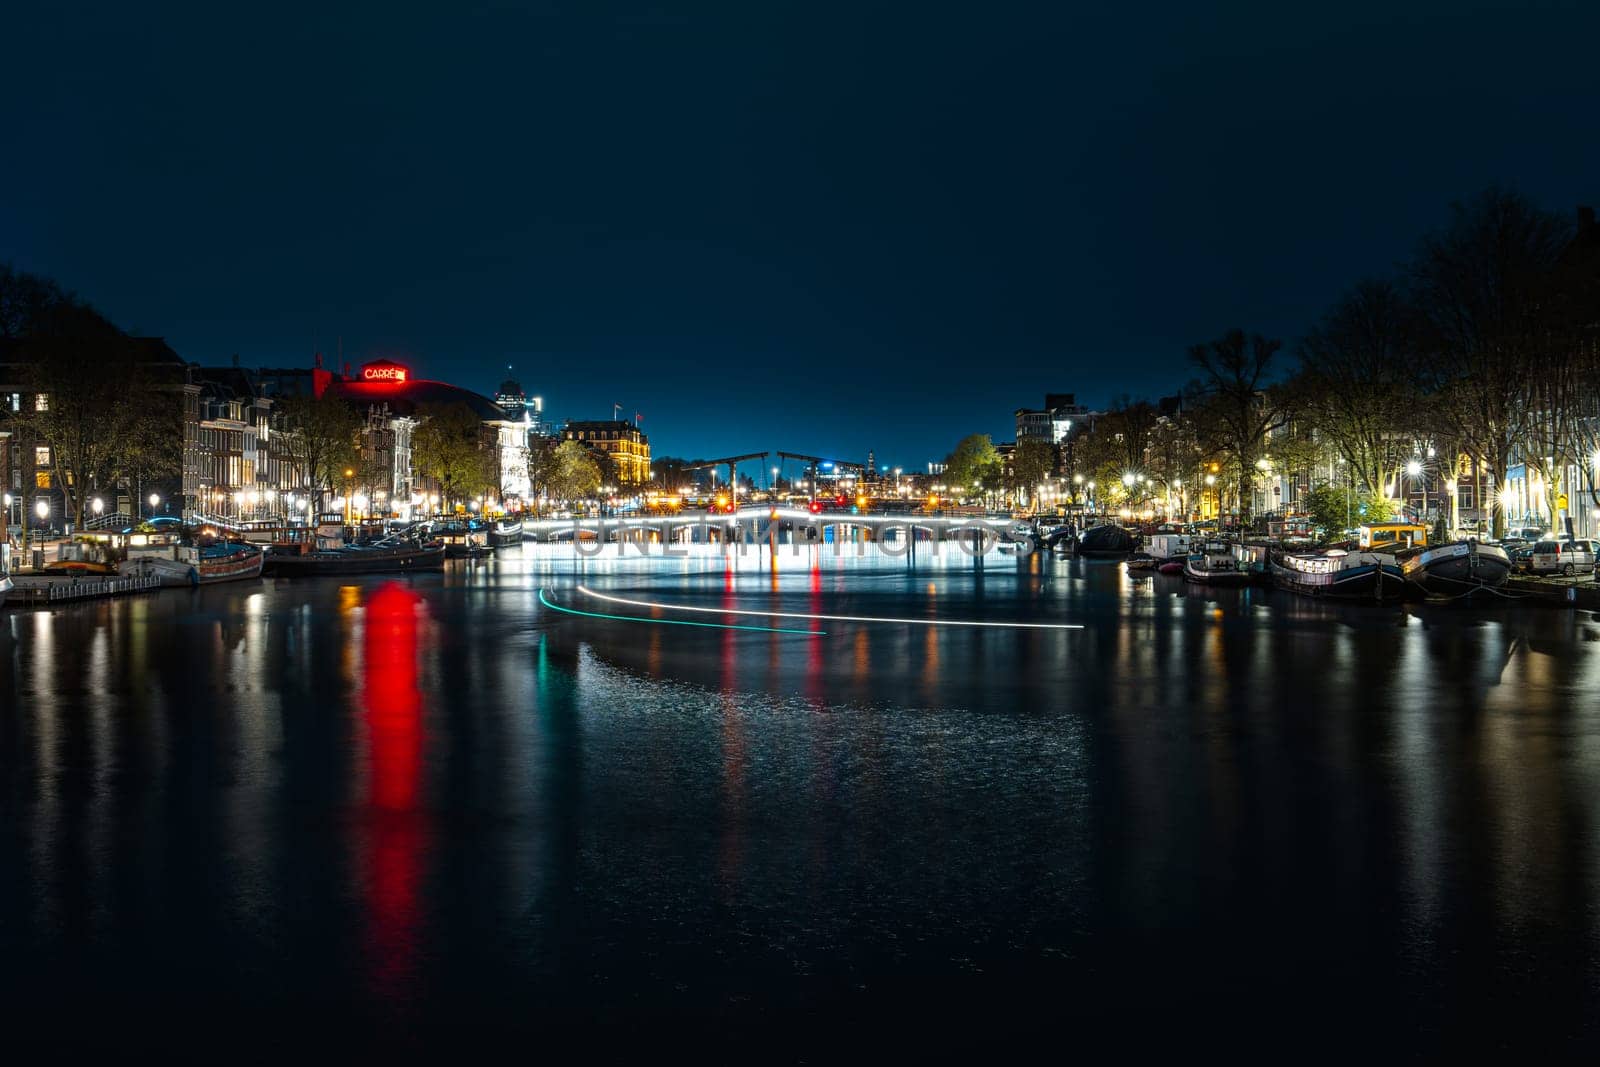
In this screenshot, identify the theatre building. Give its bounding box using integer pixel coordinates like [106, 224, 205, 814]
[263, 358, 532, 516]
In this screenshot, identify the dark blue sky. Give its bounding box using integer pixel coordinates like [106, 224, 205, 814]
[5, 1, 1598, 471]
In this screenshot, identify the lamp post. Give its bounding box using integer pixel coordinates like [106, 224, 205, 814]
[148, 493, 160, 519]
[1405, 458, 1424, 524]
[36, 497, 49, 535]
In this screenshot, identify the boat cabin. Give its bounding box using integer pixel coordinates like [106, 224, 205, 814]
[1358, 522, 1429, 550]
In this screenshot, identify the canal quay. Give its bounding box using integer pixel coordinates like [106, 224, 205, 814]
[3, 537, 1599, 1059]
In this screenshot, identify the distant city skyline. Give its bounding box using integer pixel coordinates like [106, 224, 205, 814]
[5, 1, 1598, 467]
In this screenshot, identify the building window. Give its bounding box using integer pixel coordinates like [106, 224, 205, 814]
[36, 471, 51, 489]
[35, 446, 51, 467]
[34, 394, 49, 412]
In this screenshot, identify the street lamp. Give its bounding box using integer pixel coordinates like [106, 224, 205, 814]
[148, 493, 160, 518]
[36, 498, 49, 530]
[1406, 458, 1424, 522]
[92, 497, 104, 518]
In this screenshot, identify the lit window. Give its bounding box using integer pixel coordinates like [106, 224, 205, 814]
[35, 446, 51, 466]
[34, 394, 49, 412]
[35, 471, 51, 489]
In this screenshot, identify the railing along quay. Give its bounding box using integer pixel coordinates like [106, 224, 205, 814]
[5, 574, 162, 607]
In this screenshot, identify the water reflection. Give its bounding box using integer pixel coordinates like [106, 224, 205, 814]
[356, 582, 428, 1000]
[0, 551, 1597, 1054]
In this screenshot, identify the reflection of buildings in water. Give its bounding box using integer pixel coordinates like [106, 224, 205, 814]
[718, 625, 747, 891]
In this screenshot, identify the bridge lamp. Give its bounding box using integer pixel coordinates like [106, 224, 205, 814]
[92, 497, 104, 516]
[36, 499, 49, 520]
[149, 493, 160, 509]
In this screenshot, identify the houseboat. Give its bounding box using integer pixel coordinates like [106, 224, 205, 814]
[1075, 524, 1136, 558]
[431, 519, 492, 558]
[43, 540, 121, 576]
[262, 539, 445, 577]
[1183, 540, 1250, 585]
[122, 541, 265, 587]
[1399, 539, 1512, 598]
[1269, 523, 1425, 601]
[490, 518, 525, 547]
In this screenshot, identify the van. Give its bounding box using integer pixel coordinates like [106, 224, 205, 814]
[1524, 539, 1597, 576]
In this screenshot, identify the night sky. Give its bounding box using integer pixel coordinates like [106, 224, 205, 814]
[5, 1, 1598, 471]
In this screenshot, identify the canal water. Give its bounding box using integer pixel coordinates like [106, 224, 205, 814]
[2, 545, 1598, 1058]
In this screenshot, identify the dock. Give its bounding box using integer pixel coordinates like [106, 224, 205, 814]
[1502, 574, 1600, 609]
[5, 573, 162, 607]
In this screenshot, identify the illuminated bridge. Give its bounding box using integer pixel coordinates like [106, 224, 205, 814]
[522, 505, 1023, 546]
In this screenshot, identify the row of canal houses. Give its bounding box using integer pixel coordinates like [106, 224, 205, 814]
[2, 342, 541, 531]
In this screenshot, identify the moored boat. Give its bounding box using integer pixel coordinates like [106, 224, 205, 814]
[1271, 521, 1427, 602]
[432, 519, 493, 558]
[263, 541, 445, 577]
[1399, 539, 1512, 598]
[1075, 524, 1136, 558]
[122, 541, 265, 587]
[1144, 533, 1192, 564]
[43, 540, 121, 576]
[490, 519, 524, 547]
[1183, 540, 1250, 585]
[0, 542, 12, 598]
[1270, 549, 1406, 600]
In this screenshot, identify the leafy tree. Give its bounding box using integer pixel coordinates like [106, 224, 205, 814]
[1187, 329, 1290, 522]
[18, 336, 174, 529]
[276, 391, 361, 515]
[942, 433, 1000, 501]
[545, 439, 602, 502]
[413, 402, 494, 510]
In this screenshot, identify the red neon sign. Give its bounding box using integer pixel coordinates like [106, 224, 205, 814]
[362, 363, 408, 383]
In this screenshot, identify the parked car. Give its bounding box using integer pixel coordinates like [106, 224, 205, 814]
[1523, 538, 1598, 576]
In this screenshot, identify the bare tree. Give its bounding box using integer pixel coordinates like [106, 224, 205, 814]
[1187, 329, 1290, 522]
[1410, 187, 1571, 537]
[1294, 279, 1421, 495]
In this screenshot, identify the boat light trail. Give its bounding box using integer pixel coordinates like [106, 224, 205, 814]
[576, 585, 1084, 630]
[539, 589, 825, 635]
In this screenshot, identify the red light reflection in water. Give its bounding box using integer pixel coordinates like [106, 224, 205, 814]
[360, 582, 427, 1001]
[806, 565, 825, 705]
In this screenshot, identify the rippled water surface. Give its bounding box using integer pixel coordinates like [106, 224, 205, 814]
[3, 545, 1599, 1058]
